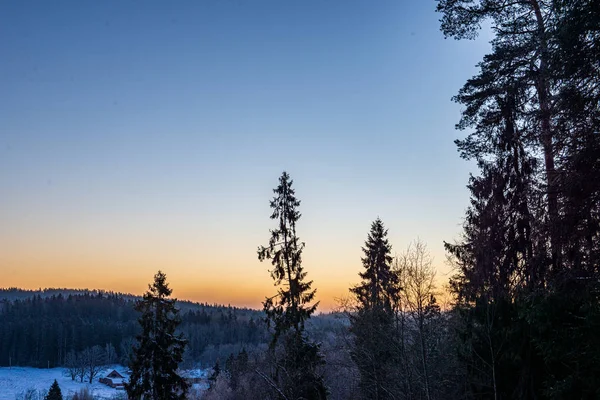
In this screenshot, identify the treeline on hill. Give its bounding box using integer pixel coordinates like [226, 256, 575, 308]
[0, 288, 139, 302]
[0, 289, 270, 369]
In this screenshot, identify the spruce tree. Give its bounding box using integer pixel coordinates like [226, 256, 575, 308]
[45, 380, 62, 400]
[350, 218, 400, 400]
[125, 271, 189, 400]
[257, 171, 327, 400]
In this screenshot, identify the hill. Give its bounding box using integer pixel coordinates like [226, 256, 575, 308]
[0, 288, 268, 369]
[0, 288, 346, 370]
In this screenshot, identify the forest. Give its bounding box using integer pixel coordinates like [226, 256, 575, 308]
[0, 289, 270, 369]
[2, 0, 600, 399]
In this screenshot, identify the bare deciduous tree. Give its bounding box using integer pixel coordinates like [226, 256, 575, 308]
[119, 337, 136, 366]
[399, 239, 438, 400]
[63, 350, 79, 381]
[76, 352, 87, 383]
[81, 345, 105, 383]
[104, 343, 117, 365]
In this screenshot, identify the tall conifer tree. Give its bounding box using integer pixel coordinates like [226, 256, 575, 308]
[258, 171, 327, 400]
[350, 218, 400, 400]
[126, 271, 188, 400]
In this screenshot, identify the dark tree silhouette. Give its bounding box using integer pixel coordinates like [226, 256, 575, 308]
[350, 218, 400, 400]
[438, 0, 600, 397]
[125, 271, 189, 400]
[45, 380, 62, 400]
[258, 171, 327, 400]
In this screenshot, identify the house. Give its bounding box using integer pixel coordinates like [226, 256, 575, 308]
[99, 369, 127, 389]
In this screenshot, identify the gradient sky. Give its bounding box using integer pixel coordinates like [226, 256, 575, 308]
[1, 1, 491, 310]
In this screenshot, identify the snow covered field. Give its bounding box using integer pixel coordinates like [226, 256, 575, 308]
[0, 365, 210, 400]
[0, 365, 128, 400]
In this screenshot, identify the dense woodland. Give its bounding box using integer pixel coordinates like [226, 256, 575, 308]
[3, 0, 600, 399]
[0, 289, 270, 369]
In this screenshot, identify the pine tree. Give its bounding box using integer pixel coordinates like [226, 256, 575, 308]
[257, 171, 327, 400]
[437, 1, 600, 397]
[350, 218, 400, 400]
[45, 380, 62, 400]
[436, 0, 562, 277]
[436, 0, 600, 282]
[125, 271, 189, 400]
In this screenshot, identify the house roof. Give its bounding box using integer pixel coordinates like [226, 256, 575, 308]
[106, 370, 124, 379]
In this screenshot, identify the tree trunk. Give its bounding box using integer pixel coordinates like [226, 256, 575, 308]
[530, 0, 560, 274]
[419, 315, 431, 400]
[281, 184, 299, 334]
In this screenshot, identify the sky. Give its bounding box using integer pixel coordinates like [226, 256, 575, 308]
[0, 0, 491, 310]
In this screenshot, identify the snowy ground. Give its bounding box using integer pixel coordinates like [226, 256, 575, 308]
[0, 365, 210, 400]
[0, 365, 128, 400]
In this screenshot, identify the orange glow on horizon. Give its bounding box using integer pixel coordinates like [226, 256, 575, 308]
[1, 223, 452, 313]
[2, 259, 451, 313]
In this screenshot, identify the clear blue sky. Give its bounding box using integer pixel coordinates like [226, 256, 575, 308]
[1, 0, 490, 308]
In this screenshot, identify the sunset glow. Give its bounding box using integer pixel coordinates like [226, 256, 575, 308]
[1, 0, 489, 310]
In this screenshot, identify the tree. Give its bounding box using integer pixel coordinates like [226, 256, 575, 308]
[349, 218, 400, 400]
[436, 0, 600, 280]
[63, 350, 78, 381]
[104, 342, 117, 365]
[82, 345, 105, 383]
[75, 351, 87, 383]
[443, 99, 543, 398]
[437, 1, 600, 397]
[45, 380, 62, 400]
[119, 337, 136, 366]
[225, 348, 249, 392]
[125, 271, 189, 400]
[436, 0, 561, 271]
[400, 240, 439, 400]
[257, 171, 327, 400]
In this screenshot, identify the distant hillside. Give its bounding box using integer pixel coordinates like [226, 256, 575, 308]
[0, 287, 243, 310]
[0, 287, 139, 302]
[0, 288, 268, 369]
[0, 287, 346, 371]
[0, 287, 250, 312]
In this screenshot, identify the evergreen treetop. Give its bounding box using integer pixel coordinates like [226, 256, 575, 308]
[257, 171, 327, 399]
[349, 218, 401, 400]
[45, 380, 62, 400]
[125, 270, 189, 400]
[258, 171, 318, 342]
[352, 218, 399, 311]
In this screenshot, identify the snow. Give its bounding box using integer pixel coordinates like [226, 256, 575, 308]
[0, 365, 128, 400]
[0, 365, 210, 400]
[182, 368, 210, 378]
